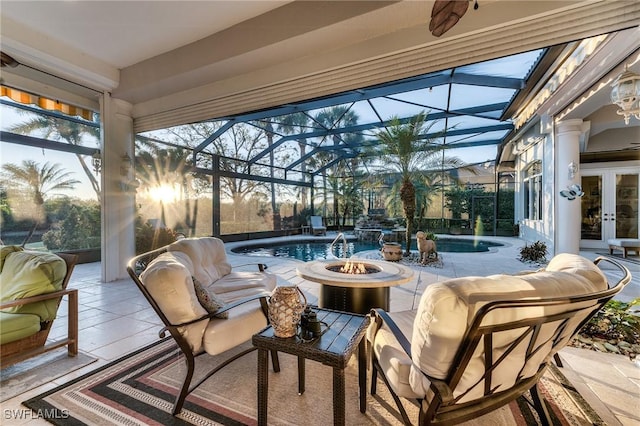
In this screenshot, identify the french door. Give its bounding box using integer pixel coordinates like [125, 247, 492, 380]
[580, 168, 639, 249]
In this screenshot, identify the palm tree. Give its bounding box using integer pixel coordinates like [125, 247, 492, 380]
[333, 173, 365, 227]
[262, 118, 279, 229]
[278, 113, 311, 208]
[10, 116, 101, 202]
[1, 160, 79, 246]
[314, 106, 361, 225]
[135, 146, 206, 235]
[375, 112, 467, 255]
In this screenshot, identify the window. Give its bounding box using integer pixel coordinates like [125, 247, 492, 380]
[523, 162, 542, 220]
[0, 95, 101, 252]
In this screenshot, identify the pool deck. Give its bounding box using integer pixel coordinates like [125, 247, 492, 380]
[3, 233, 639, 425]
[227, 233, 640, 425]
[225, 233, 640, 308]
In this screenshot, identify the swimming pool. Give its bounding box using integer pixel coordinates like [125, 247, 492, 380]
[232, 238, 503, 262]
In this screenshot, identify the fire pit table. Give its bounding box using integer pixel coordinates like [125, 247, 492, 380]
[297, 259, 414, 314]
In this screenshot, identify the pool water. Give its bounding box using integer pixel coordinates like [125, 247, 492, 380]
[232, 238, 502, 262]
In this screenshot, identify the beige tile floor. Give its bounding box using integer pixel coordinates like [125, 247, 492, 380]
[2, 234, 639, 425]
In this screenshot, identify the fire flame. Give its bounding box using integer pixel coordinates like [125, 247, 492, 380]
[339, 260, 368, 274]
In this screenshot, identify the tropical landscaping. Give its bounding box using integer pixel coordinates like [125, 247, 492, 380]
[1, 102, 515, 255]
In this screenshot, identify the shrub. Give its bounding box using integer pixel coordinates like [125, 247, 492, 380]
[519, 240, 547, 263]
[135, 217, 179, 254]
[580, 298, 640, 343]
[425, 231, 437, 241]
[42, 202, 100, 250]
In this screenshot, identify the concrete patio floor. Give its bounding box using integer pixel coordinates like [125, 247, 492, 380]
[3, 234, 639, 425]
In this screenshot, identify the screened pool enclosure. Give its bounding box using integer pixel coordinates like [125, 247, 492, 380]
[1, 45, 560, 251]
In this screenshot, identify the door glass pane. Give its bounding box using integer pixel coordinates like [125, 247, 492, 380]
[616, 174, 638, 239]
[524, 180, 530, 219]
[535, 176, 542, 220]
[581, 175, 602, 240]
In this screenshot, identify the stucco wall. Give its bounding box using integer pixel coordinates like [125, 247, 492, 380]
[514, 121, 554, 252]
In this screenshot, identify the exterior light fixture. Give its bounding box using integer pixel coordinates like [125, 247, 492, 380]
[119, 152, 139, 193]
[120, 152, 133, 176]
[121, 178, 140, 193]
[568, 161, 578, 180]
[92, 151, 101, 174]
[610, 64, 640, 125]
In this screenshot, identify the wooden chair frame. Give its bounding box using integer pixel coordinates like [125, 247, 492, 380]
[1, 253, 79, 368]
[127, 244, 280, 415]
[370, 256, 631, 426]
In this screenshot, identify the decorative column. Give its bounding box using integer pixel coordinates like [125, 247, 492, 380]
[100, 93, 136, 281]
[554, 119, 586, 255]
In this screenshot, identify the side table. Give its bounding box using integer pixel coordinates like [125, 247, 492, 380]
[252, 308, 369, 425]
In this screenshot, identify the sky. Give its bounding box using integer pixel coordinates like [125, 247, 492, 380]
[1, 80, 501, 204]
[1, 107, 100, 201]
[1, 46, 545, 203]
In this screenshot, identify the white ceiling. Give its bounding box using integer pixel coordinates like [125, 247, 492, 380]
[1, 1, 293, 69]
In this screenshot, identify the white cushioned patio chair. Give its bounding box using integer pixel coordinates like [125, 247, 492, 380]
[369, 254, 630, 425]
[127, 237, 280, 415]
[310, 215, 327, 236]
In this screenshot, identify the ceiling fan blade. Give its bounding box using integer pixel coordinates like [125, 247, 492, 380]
[430, 0, 469, 37]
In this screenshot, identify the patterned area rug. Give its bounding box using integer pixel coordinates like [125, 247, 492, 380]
[24, 339, 603, 425]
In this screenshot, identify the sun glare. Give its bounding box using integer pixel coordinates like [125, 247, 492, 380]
[149, 184, 179, 203]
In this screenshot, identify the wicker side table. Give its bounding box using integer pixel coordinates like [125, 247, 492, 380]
[252, 308, 369, 426]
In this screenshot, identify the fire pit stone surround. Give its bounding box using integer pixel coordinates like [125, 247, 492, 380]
[297, 259, 414, 313]
[298, 259, 412, 287]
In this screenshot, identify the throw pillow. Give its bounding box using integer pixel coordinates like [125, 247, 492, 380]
[192, 277, 229, 319]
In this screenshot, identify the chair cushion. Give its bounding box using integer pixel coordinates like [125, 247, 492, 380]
[140, 251, 209, 353]
[212, 271, 277, 295]
[409, 253, 607, 402]
[0, 248, 67, 321]
[370, 310, 422, 399]
[607, 238, 640, 247]
[168, 237, 232, 285]
[202, 299, 270, 355]
[545, 252, 607, 288]
[0, 311, 41, 344]
[141, 241, 277, 355]
[195, 268, 276, 355]
[0, 245, 22, 270]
